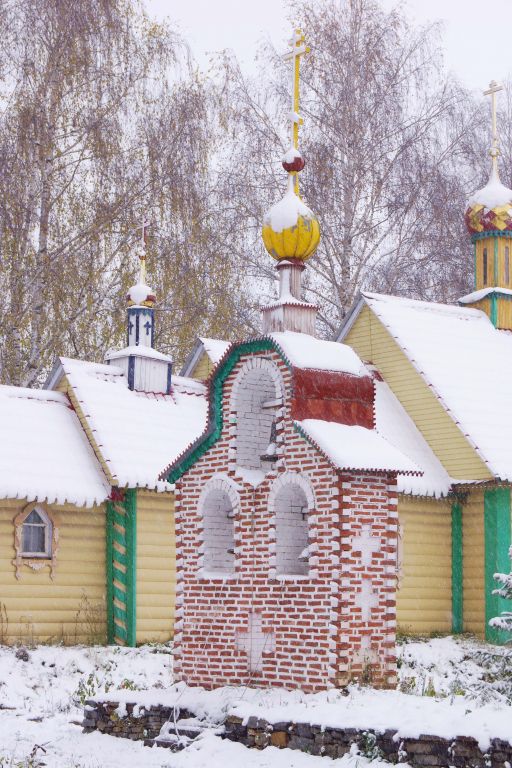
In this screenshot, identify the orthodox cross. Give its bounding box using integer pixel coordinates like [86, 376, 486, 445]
[144, 319, 152, 336]
[137, 218, 151, 284]
[483, 80, 503, 173]
[283, 28, 310, 192]
[351, 525, 380, 567]
[235, 613, 275, 673]
[354, 580, 378, 623]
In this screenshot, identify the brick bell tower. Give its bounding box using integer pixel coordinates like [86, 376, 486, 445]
[461, 80, 512, 329]
[164, 28, 406, 694]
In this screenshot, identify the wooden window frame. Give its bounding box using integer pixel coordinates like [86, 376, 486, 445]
[12, 502, 59, 579]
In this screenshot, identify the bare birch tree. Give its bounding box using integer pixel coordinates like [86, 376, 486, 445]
[0, 0, 248, 386]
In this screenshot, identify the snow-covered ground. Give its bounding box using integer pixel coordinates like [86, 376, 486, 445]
[0, 636, 510, 767]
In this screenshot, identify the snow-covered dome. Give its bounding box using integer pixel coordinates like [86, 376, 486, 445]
[262, 175, 320, 261]
[126, 281, 156, 307]
[465, 167, 512, 234]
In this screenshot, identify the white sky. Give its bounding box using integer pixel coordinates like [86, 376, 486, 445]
[148, 0, 512, 92]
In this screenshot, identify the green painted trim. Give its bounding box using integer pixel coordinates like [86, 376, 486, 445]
[490, 293, 498, 327]
[494, 236, 499, 286]
[472, 230, 512, 241]
[484, 488, 512, 644]
[125, 488, 137, 647]
[451, 502, 463, 634]
[166, 338, 291, 483]
[474, 241, 477, 290]
[106, 501, 114, 644]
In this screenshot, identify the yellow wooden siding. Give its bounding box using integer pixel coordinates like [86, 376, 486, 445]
[136, 490, 175, 644]
[497, 298, 512, 330]
[0, 499, 106, 644]
[396, 496, 452, 635]
[475, 239, 495, 288]
[344, 306, 492, 480]
[190, 352, 214, 381]
[463, 490, 485, 637]
[468, 298, 491, 318]
[55, 375, 115, 485]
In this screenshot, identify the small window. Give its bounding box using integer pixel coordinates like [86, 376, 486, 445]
[21, 508, 52, 558]
[505, 246, 510, 285]
[483, 247, 488, 286]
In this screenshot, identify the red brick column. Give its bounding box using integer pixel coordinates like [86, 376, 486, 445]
[336, 472, 398, 688]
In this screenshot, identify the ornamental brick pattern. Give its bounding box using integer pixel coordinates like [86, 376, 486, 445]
[174, 348, 398, 692]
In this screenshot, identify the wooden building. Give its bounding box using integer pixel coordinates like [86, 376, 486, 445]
[0, 242, 206, 646]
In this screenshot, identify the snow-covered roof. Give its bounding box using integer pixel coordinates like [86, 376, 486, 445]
[270, 331, 367, 376]
[458, 286, 512, 304]
[356, 291, 512, 480]
[105, 345, 172, 363]
[199, 337, 231, 365]
[180, 337, 232, 377]
[296, 419, 420, 475]
[374, 379, 453, 497]
[0, 385, 109, 507]
[59, 357, 207, 491]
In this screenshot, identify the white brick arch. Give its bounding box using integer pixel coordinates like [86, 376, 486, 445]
[198, 475, 240, 575]
[230, 357, 284, 471]
[268, 472, 315, 577]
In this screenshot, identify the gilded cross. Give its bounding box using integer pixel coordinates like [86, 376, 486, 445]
[137, 218, 151, 284]
[283, 28, 310, 192]
[483, 80, 503, 172]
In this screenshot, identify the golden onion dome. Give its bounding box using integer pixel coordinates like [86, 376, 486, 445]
[465, 167, 512, 234]
[126, 281, 156, 308]
[262, 174, 320, 261]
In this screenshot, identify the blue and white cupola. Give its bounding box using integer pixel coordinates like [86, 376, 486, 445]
[105, 232, 173, 394]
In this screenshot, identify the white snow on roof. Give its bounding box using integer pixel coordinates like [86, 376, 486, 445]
[60, 357, 207, 491]
[363, 291, 512, 480]
[374, 379, 453, 497]
[199, 337, 231, 365]
[297, 419, 420, 475]
[105, 345, 172, 363]
[0, 385, 109, 507]
[467, 167, 512, 210]
[458, 286, 512, 304]
[270, 331, 367, 376]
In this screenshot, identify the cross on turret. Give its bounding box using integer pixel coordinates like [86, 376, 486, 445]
[483, 80, 503, 171]
[283, 28, 310, 193]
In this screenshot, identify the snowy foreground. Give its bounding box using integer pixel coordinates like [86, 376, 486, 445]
[0, 637, 511, 767]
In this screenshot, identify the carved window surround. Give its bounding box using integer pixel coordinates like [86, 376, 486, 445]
[12, 502, 59, 579]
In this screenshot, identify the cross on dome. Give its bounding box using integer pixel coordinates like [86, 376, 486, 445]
[261, 26, 320, 265]
[484, 80, 503, 171]
[282, 28, 310, 192]
[127, 217, 156, 308]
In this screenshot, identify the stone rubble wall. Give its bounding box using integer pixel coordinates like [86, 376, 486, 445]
[224, 715, 512, 768]
[81, 699, 194, 743]
[82, 699, 512, 767]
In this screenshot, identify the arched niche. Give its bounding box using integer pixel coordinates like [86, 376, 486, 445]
[230, 358, 284, 472]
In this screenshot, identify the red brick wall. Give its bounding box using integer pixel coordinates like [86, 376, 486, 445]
[174, 349, 397, 692]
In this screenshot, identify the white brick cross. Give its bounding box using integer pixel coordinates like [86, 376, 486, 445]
[351, 525, 380, 567]
[235, 613, 275, 673]
[355, 579, 378, 623]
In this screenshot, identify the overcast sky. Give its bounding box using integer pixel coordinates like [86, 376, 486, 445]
[148, 0, 512, 93]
